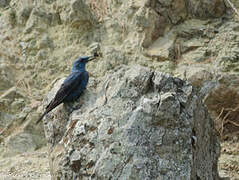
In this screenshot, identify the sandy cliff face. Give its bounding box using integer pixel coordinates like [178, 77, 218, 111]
[0, 0, 239, 179]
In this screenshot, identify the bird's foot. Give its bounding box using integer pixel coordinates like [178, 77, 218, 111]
[64, 102, 83, 114]
[72, 100, 84, 111]
[72, 104, 82, 111]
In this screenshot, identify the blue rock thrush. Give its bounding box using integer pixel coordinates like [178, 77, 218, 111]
[36, 53, 98, 124]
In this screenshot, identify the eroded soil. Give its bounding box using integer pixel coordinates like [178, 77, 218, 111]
[0, 147, 50, 180]
[219, 140, 239, 180]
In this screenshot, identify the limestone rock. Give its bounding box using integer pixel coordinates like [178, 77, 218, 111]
[144, 31, 176, 61]
[4, 132, 37, 156]
[0, 0, 10, 8]
[136, 0, 188, 47]
[0, 64, 14, 93]
[182, 47, 208, 62]
[0, 112, 15, 131]
[0, 108, 46, 157]
[56, 0, 95, 28]
[17, 6, 33, 25]
[24, 7, 61, 33]
[175, 19, 208, 38]
[89, 47, 127, 76]
[186, 0, 225, 19]
[36, 49, 48, 60]
[180, 38, 205, 54]
[143, 19, 210, 62]
[175, 64, 214, 87]
[37, 34, 54, 50]
[228, 0, 239, 9]
[102, 0, 187, 49]
[5, 8, 17, 27]
[0, 0, 235, 178]
[208, 21, 239, 72]
[134, 6, 166, 48]
[0, 87, 26, 114]
[42, 65, 220, 180]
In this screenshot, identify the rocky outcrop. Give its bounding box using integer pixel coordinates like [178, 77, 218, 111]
[42, 66, 220, 180]
[1, 0, 239, 178]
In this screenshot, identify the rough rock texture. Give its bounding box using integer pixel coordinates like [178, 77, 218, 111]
[1, 0, 239, 179]
[203, 74, 239, 137]
[208, 21, 239, 72]
[42, 66, 220, 180]
[0, 147, 51, 180]
[0, 0, 10, 8]
[186, 0, 225, 18]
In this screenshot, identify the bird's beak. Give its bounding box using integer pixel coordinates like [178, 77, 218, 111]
[86, 52, 100, 62]
[86, 56, 96, 62]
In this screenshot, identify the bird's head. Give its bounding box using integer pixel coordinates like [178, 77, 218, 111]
[72, 52, 99, 71]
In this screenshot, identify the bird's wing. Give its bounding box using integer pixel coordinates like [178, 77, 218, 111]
[36, 72, 84, 124]
[45, 72, 83, 112]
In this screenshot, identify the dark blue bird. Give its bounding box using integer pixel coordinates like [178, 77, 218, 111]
[36, 54, 98, 124]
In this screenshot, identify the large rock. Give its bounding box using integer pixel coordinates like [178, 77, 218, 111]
[42, 65, 220, 180]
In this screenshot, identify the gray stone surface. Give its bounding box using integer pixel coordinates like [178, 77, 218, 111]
[42, 65, 220, 180]
[208, 21, 239, 72]
[0, 64, 14, 92]
[1, 0, 238, 178]
[5, 132, 37, 155]
[0, 0, 10, 8]
[56, 0, 95, 28]
[17, 6, 33, 25]
[186, 0, 225, 18]
[24, 7, 61, 33]
[0, 87, 25, 114]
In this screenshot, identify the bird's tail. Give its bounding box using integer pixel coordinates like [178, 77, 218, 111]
[36, 111, 48, 124]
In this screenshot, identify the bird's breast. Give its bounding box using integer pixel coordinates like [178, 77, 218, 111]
[63, 71, 89, 102]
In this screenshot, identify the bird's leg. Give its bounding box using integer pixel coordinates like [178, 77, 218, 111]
[64, 101, 84, 114]
[72, 100, 84, 110]
[63, 102, 76, 114]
